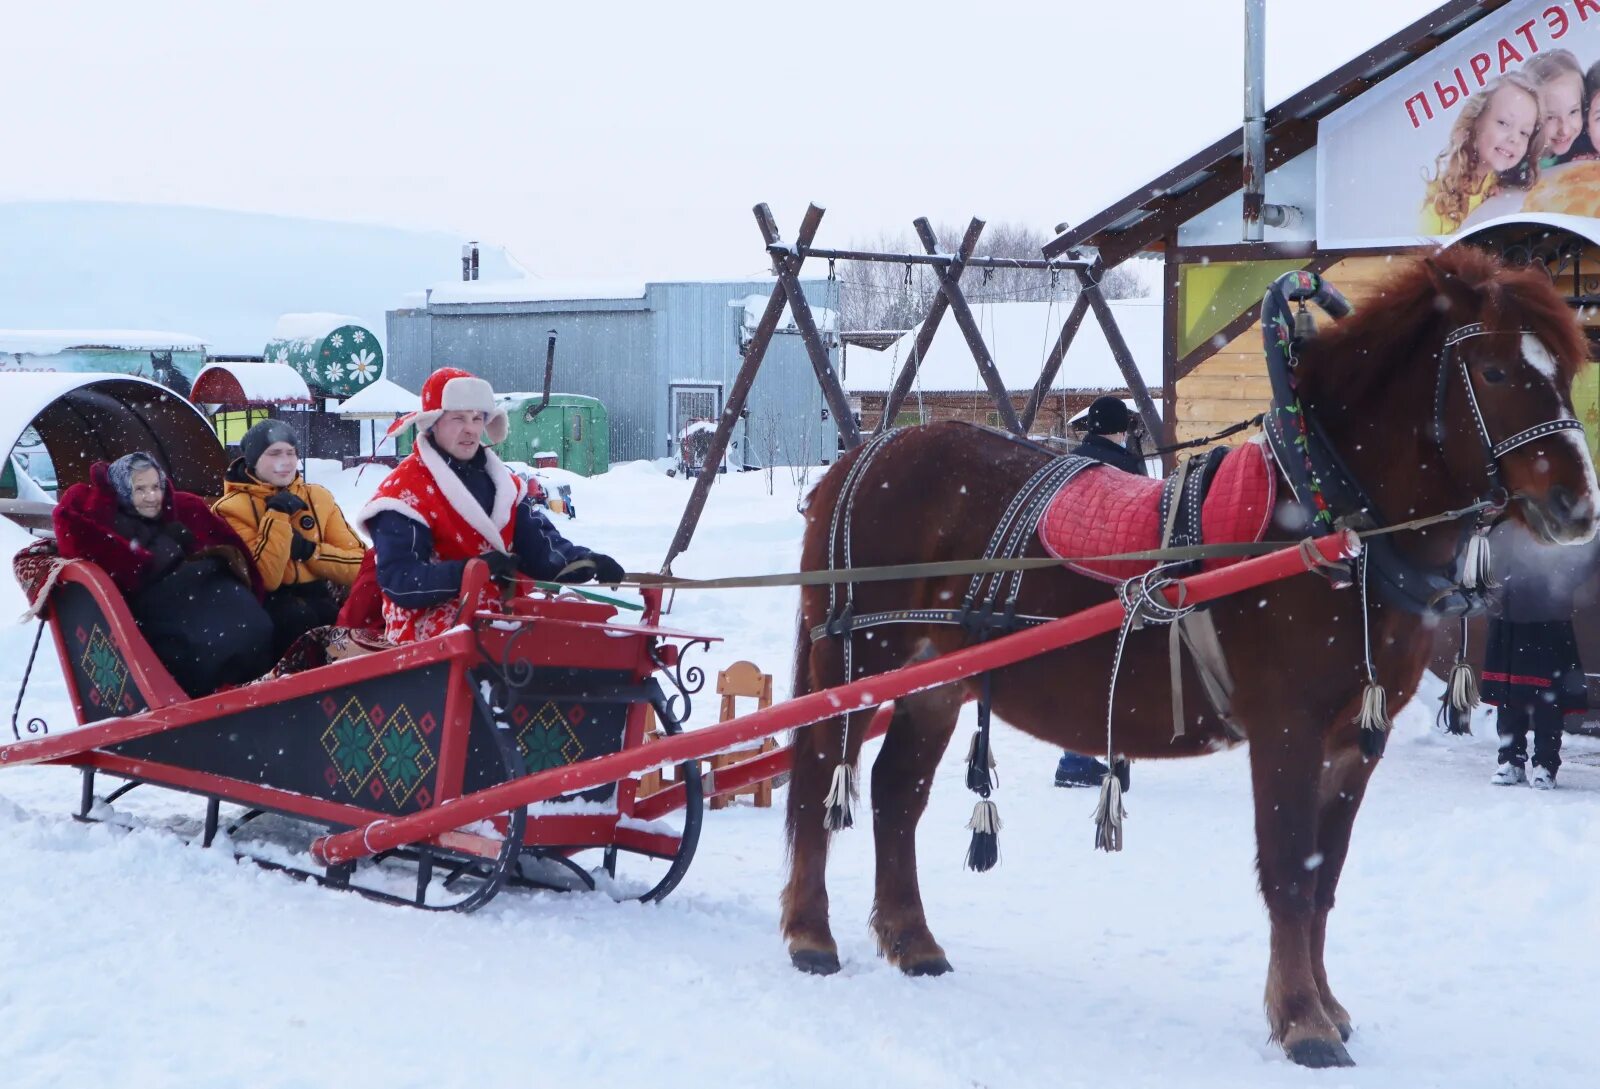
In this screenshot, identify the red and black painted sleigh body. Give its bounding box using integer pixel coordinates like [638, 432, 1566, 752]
[5, 557, 718, 911]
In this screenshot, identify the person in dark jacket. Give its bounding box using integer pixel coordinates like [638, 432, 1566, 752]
[52, 452, 274, 697]
[1056, 396, 1149, 788]
[353, 367, 624, 644]
[1484, 525, 1592, 789]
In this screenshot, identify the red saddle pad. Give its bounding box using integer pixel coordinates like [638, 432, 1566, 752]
[1039, 441, 1277, 583]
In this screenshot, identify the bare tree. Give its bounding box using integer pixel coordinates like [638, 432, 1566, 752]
[836, 222, 1154, 333]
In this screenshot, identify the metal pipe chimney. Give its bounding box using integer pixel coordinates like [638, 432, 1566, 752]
[1243, 0, 1267, 241]
[1243, 0, 1302, 241]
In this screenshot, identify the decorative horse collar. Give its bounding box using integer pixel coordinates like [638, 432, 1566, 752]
[1258, 270, 1580, 619]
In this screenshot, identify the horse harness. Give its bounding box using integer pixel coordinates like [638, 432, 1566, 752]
[1263, 280, 1584, 619]
[813, 426, 1246, 744]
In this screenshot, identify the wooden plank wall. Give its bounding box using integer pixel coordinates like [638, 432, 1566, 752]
[1174, 254, 1408, 445]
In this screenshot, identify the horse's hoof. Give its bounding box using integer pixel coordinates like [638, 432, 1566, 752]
[791, 948, 841, 975]
[1337, 1021, 1353, 1044]
[903, 956, 953, 977]
[1285, 1037, 1355, 1068]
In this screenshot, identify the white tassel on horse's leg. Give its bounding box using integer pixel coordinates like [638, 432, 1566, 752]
[964, 799, 1001, 872]
[1356, 682, 1391, 759]
[823, 762, 857, 831]
[1092, 771, 1126, 853]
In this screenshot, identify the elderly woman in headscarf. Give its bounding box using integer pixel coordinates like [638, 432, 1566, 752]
[52, 451, 275, 697]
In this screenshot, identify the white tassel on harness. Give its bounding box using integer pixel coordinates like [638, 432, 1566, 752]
[1448, 658, 1479, 713]
[1091, 772, 1126, 853]
[1355, 550, 1392, 760]
[822, 763, 857, 831]
[964, 799, 1001, 871]
[1461, 532, 1495, 590]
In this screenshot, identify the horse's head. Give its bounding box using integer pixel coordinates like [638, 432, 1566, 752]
[1424, 249, 1597, 545]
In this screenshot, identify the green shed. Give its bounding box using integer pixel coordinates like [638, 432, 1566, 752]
[497, 393, 608, 476]
[396, 392, 609, 476]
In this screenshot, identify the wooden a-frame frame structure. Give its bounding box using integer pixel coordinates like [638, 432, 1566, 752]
[659, 202, 1162, 572]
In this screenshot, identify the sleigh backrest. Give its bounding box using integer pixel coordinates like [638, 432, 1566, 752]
[40, 562, 188, 724]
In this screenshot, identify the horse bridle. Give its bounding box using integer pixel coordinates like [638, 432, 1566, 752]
[1431, 322, 1586, 497]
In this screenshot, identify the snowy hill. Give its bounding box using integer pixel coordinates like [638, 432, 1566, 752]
[0, 201, 524, 355]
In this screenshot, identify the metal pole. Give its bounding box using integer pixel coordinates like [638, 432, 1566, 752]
[789, 245, 1088, 271]
[1243, 0, 1267, 242]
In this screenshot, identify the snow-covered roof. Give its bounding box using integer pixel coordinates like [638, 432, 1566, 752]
[738, 293, 839, 334]
[190, 362, 313, 406]
[270, 312, 368, 342]
[426, 278, 649, 306]
[0, 372, 224, 495]
[337, 376, 420, 418]
[843, 296, 1162, 394]
[0, 329, 208, 356]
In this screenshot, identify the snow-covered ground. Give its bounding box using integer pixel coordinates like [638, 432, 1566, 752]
[3, 463, 1598, 1088]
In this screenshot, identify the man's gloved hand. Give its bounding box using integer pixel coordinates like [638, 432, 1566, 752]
[588, 553, 625, 586]
[161, 521, 195, 552]
[478, 550, 519, 581]
[265, 491, 308, 514]
[290, 534, 317, 562]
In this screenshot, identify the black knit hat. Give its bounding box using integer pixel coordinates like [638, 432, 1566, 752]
[241, 418, 299, 473]
[1083, 396, 1134, 436]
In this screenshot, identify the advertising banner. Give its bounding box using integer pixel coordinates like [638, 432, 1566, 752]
[1318, 0, 1600, 248]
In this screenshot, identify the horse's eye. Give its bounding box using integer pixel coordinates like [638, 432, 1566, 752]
[1482, 365, 1507, 384]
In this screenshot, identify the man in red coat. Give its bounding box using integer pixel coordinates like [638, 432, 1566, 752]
[354, 367, 623, 644]
[53, 452, 274, 696]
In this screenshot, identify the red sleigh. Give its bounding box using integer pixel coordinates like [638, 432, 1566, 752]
[6, 553, 717, 910]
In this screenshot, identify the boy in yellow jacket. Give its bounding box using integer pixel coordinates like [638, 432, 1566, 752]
[213, 419, 367, 655]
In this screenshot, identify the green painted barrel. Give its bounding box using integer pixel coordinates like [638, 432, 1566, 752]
[264, 314, 383, 398]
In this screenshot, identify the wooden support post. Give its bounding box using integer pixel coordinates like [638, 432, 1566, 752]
[659, 204, 825, 573]
[874, 222, 981, 435]
[757, 205, 862, 452]
[1077, 265, 1162, 442]
[1019, 291, 1091, 432]
[914, 218, 1024, 436]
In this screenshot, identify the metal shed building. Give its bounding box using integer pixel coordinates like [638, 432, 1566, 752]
[386, 276, 843, 467]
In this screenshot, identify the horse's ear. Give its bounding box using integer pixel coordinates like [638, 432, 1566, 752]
[1423, 255, 1480, 318]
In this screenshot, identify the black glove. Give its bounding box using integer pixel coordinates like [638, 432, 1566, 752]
[290, 534, 317, 562]
[588, 553, 625, 586]
[265, 491, 308, 514]
[161, 521, 195, 552]
[478, 550, 519, 581]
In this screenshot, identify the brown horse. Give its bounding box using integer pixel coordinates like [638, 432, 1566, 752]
[781, 247, 1597, 1068]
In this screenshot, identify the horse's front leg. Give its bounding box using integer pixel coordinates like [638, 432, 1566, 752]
[782, 706, 873, 974]
[1308, 732, 1380, 1043]
[870, 682, 962, 975]
[1248, 707, 1356, 1069]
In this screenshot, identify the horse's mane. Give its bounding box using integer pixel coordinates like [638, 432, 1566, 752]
[1298, 247, 1589, 413]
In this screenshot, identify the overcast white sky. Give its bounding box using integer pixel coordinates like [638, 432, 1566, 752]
[6, 0, 1447, 280]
